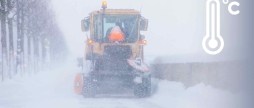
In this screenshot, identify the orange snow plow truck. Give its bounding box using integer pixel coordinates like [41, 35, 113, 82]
[74, 1, 150, 98]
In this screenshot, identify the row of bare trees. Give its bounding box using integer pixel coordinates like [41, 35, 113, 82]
[0, 0, 67, 81]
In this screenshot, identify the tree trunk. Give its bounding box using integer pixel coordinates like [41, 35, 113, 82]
[16, 0, 22, 76]
[1, 0, 7, 81]
[8, 18, 13, 79]
[27, 35, 30, 74]
[7, 0, 14, 79]
[20, 0, 25, 73]
[33, 36, 38, 74]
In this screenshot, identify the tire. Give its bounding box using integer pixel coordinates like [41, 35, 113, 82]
[134, 75, 151, 98]
[82, 77, 96, 98]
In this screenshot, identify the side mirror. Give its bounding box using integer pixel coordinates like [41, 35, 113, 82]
[77, 57, 83, 67]
[140, 18, 148, 31]
[140, 35, 145, 40]
[81, 17, 90, 32]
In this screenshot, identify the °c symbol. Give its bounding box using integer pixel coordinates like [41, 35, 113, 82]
[223, 0, 229, 4]
[228, 1, 240, 15]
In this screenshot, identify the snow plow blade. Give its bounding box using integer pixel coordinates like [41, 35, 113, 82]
[74, 73, 83, 95]
[74, 59, 151, 98]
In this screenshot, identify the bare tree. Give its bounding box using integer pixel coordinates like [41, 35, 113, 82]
[1, 0, 7, 81]
[1, 0, 67, 81]
[7, 0, 15, 78]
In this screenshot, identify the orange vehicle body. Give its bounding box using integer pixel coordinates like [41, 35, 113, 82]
[74, 73, 83, 94]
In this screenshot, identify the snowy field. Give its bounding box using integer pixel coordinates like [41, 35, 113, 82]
[0, 60, 247, 108]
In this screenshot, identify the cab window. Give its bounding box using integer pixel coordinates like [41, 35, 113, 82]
[93, 14, 139, 43]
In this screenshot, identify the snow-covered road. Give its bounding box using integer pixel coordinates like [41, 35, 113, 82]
[0, 61, 247, 108]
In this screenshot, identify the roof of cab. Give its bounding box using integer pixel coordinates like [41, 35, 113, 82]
[90, 9, 140, 15]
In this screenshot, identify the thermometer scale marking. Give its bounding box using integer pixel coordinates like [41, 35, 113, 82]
[202, 0, 224, 55]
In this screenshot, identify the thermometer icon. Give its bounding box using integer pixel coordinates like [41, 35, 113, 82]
[202, 0, 224, 55]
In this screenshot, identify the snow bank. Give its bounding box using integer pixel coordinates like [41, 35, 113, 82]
[0, 60, 82, 108]
[149, 79, 247, 108]
[0, 60, 249, 108]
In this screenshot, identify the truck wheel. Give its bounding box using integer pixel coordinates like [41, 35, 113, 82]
[134, 75, 151, 98]
[82, 77, 96, 98]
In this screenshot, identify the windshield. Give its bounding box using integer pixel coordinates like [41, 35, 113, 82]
[93, 14, 139, 43]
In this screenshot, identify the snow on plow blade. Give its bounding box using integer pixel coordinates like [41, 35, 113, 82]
[127, 59, 149, 72]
